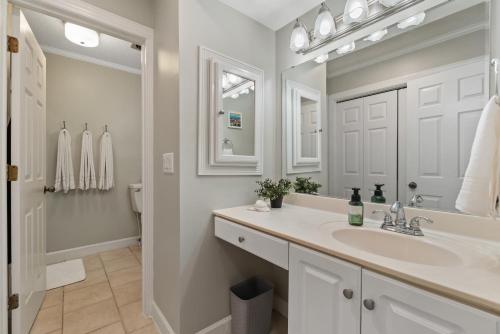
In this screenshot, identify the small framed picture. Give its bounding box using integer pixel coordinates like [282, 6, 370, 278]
[228, 111, 243, 129]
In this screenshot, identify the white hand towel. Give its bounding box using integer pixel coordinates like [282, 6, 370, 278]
[78, 130, 96, 190]
[456, 97, 500, 216]
[98, 132, 114, 191]
[54, 129, 75, 193]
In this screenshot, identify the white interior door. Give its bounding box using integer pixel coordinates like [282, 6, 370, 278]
[363, 91, 397, 202]
[10, 8, 47, 334]
[334, 98, 364, 199]
[406, 59, 488, 211]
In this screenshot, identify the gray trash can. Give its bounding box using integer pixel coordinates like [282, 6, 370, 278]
[230, 277, 274, 334]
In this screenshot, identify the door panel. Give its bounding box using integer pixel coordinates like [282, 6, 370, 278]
[335, 98, 363, 199]
[289, 244, 361, 334]
[406, 60, 488, 211]
[11, 8, 47, 334]
[361, 270, 497, 334]
[363, 91, 397, 202]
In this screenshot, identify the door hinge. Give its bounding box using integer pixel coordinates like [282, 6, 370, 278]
[7, 165, 18, 181]
[7, 36, 19, 53]
[8, 294, 19, 311]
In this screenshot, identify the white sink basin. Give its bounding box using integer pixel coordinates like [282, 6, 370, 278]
[332, 228, 463, 267]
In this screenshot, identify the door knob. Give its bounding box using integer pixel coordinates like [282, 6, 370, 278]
[342, 289, 354, 299]
[43, 186, 55, 194]
[363, 299, 375, 310]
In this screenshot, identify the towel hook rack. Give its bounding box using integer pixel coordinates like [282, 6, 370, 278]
[104, 124, 108, 133]
[491, 58, 499, 104]
[61, 121, 66, 130]
[84, 122, 88, 131]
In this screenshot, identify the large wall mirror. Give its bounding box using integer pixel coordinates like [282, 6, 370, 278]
[199, 47, 264, 175]
[282, 0, 491, 214]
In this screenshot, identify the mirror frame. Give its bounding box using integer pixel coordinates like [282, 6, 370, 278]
[284, 79, 322, 174]
[198, 46, 264, 175]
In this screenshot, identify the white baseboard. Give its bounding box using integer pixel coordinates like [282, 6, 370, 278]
[151, 301, 176, 334]
[46, 236, 140, 264]
[195, 295, 288, 334]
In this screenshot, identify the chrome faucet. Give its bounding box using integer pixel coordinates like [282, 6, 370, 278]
[372, 201, 434, 236]
[390, 201, 407, 231]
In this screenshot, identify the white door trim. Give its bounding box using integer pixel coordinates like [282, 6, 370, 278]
[0, 0, 9, 332]
[0, 1, 155, 329]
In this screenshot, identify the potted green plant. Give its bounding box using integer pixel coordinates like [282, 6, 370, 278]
[255, 178, 293, 208]
[294, 177, 322, 195]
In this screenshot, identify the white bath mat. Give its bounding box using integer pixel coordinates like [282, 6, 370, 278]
[46, 259, 86, 290]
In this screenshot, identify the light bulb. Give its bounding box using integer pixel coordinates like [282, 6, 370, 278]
[64, 22, 99, 48]
[336, 41, 356, 55]
[240, 88, 250, 95]
[290, 19, 310, 52]
[397, 12, 426, 29]
[314, 54, 329, 64]
[314, 2, 336, 40]
[363, 29, 388, 42]
[344, 0, 369, 24]
[379, 0, 403, 6]
[231, 94, 239, 99]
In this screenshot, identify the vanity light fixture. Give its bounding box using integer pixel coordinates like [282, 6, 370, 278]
[397, 12, 426, 29]
[314, 54, 329, 64]
[64, 22, 99, 48]
[231, 93, 240, 99]
[379, 0, 404, 7]
[336, 41, 356, 55]
[344, 0, 369, 25]
[240, 88, 250, 95]
[363, 28, 388, 42]
[314, 2, 336, 40]
[290, 19, 310, 52]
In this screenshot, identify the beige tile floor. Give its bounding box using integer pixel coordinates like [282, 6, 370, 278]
[30, 245, 159, 334]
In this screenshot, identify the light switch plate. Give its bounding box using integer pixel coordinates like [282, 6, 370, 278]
[162, 153, 174, 174]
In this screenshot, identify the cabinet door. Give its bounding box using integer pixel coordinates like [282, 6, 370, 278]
[289, 244, 361, 334]
[361, 270, 498, 334]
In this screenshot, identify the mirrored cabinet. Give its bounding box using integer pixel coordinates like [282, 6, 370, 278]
[198, 47, 264, 175]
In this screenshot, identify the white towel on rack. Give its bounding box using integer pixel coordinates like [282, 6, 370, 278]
[456, 97, 500, 216]
[54, 129, 75, 193]
[98, 132, 114, 191]
[78, 130, 96, 190]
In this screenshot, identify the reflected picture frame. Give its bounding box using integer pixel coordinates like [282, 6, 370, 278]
[228, 111, 243, 129]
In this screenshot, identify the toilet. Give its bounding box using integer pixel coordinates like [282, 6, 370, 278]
[128, 183, 142, 214]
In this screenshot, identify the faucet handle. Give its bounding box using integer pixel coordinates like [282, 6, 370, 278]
[390, 201, 402, 213]
[372, 210, 393, 227]
[409, 216, 433, 236]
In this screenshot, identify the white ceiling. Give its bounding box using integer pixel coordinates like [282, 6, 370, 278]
[217, 0, 323, 30]
[23, 9, 141, 72]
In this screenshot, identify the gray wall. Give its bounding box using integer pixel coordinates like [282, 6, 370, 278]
[45, 53, 141, 252]
[282, 62, 329, 194]
[82, 0, 154, 28]
[177, 0, 286, 333]
[152, 0, 181, 332]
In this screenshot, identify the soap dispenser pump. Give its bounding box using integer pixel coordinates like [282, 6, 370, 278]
[371, 184, 386, 203]
[348, 188, 364, 226]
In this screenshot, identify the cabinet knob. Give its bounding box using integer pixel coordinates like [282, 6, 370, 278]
[238, 236, 245, 243]
[342, 289, 354, 299]
[363, 299, 375, 310]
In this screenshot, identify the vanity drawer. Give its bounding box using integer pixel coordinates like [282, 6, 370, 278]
[214, 217, 289, 270]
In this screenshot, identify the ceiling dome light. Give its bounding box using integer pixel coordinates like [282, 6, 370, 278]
[344, 0, 369, 25]
[64, 22, 99, 48]
[397, 12, 426, 29]
[314, 54, 329, 64]
[336, 41, 356, 55]
[290, 19, 310, 52]
[363, 29, 388, 42]
[379, 0, 404, 7]
[314, 2, 336, 40]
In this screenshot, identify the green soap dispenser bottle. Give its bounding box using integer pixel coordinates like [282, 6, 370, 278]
[348, 188, 364, 226]
[371, 184, 386, 203]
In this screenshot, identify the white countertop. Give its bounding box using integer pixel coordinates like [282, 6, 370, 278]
[214, 203, 500, 315]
